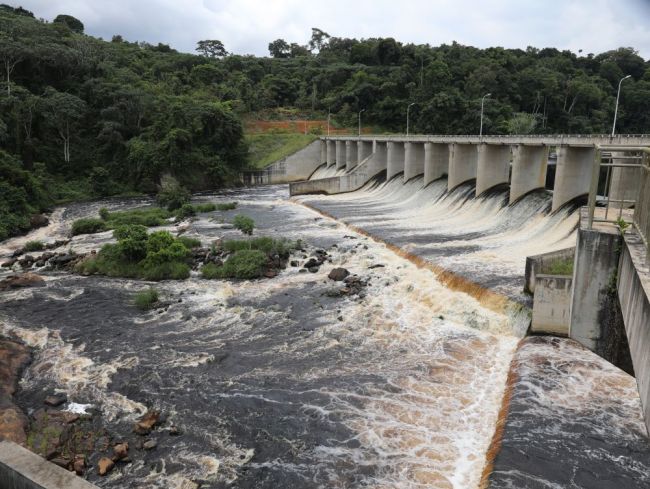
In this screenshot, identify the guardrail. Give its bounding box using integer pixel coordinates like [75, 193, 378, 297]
[587, 145, 650, 263]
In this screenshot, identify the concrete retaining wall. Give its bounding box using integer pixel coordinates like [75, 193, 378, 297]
[0, 441, 98, 489]
[524, 247, 575, 294]
[617, 230, 650, 435]
[242, 140, 323, 185]
[531, 274, 572, 335]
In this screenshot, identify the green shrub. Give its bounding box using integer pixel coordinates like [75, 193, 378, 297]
[141, 261, 190, 280]
[71, 218, 106, 236]
[99, 207, 110, 220]
[544, 258, 574, 276]
[233, 215, 255, 235]
[176, 203, 196, 219]
[223, 237, 296, 256]
[113, 225, 148, 261]
[106, 207, 170, 227]
[134, 288, 159, 310]
[216, 202, 238, 211]
[23, 240, 44, 252]
[178, 236, 201, 248]
[202, 250, 267, 279]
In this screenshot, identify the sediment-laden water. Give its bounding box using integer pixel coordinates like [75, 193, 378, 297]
[0, 183, 648, 488]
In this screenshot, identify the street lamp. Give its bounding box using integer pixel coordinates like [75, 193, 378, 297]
[479, 93, 491, 137]
[358, 109, 365, 136]
[406, 102, 416, 136]
[611, 75, 631, 137]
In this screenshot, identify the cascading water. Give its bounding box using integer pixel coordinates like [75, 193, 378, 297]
[0, 183, 648, 489]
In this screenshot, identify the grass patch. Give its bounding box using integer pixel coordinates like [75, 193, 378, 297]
[202, 250, 268, 279]
[215, 202, 238, 211]
[23, 240, 44, 252]
[71, 218, 107, 236]
[194, 203, 217, 213]
[544, 258, 574, 276]
[134, 288, 159, 310]
[222, 237, 298, 255]
[245, 133, 317, 169]
[233, 215, 255, 235]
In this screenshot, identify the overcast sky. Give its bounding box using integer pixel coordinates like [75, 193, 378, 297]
[12, 0, 650, 59]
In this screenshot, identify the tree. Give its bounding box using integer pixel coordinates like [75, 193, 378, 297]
[268, 39, 290, 58]
[0, 37, 24, 96]
[309, 28, 330, 53]
[53, 14, 84, 33]
[506, 112, 538, 134]
[42, 88, 86, 164]
[196, 39, 227, 58]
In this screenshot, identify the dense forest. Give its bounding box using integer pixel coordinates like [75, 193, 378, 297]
[1, 4, 650, 240]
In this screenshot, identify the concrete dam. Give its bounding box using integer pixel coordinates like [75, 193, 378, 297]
[244, 133, 650, 487]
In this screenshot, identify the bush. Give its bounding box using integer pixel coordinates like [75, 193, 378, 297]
[223, 237, 296, 256]
[71, 218, 106, 236]
[216, 202, 238, 211]
[134, 288, 159, 310]
[178, 236, 201, 248]
[176, 203, 196, 219]
[99, 207, 110, 220]
[202, 249, 267, 279]
[23, 240, 44, 252]
[233, 215, 254, 235]
[113, 225, 148, 261]
[141, 261, 190, 280]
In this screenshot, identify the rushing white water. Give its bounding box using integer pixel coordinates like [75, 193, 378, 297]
[0, 184, 647, 489]
[297, 176, 579, 299]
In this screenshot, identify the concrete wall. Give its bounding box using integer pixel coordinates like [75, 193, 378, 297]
[424, 143, 449, 185]
[336, 141, 346, 170]
[510, 145, 549, 203]
[531, 274, 572, 335]
[387, 142, 406, 180]
[448, 143, 478, 190]
[319, 140, 327, 166]
[569, 218, 622, 352]
[404, 142, 425, 181]
[0, 441, 99, 489]
[524, 247, 576, 294]
[552, 145, 595, 211]
[617, 230, 650, 435]
[476, 144, 511, 196]
[242, 140, 323, 185]
[609, 152, 642, 209]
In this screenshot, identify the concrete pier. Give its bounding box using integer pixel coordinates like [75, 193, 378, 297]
[358, 141, 373, 165]
[510, 145, 549, 203]
[387, 141, 406, 180]
[476, 143, 511, 196]
[552, 145, 595, 211]
[448, 143, 478, 191]
[404, 142, 425, 181]
[424, 142, 449, 185]
[326, 140, 336, 167]
[346, 140, 358, 171]
[610, 151, 642, 209]
[336, 141, 346, 170]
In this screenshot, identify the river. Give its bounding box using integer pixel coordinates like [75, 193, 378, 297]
[0, 182, 648, 488]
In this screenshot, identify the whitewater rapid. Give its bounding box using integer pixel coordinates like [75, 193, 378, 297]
[0, 184, 648, 488]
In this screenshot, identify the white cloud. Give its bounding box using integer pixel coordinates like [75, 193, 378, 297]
[14, 0, 650, 58]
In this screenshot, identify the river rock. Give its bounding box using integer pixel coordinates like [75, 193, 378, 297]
[49, 253, 77, 266]
[98, 457, 114, 476]
[143, 439, 157, 450]
[30, 214, 49, 228]
[44, 394, 66, 407]
[328, 268, 349, 281]
[1, 258, 16, 268]
[0, 273, 45, 291]
[134, 410, 160, 435]
[308, 266, 319, 273]
[73, 455, 85, 475]
[113, 442, 129, 460]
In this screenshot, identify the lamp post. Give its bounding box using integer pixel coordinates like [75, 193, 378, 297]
[479, 93, 491, 137]
[358, 109, 365, 136]
[406, 102, 415, 136]
[611, 75, 631, 137]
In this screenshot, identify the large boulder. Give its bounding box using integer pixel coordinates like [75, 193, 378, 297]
[0, 273, 45, 291]
[328, 268, 350, 281]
